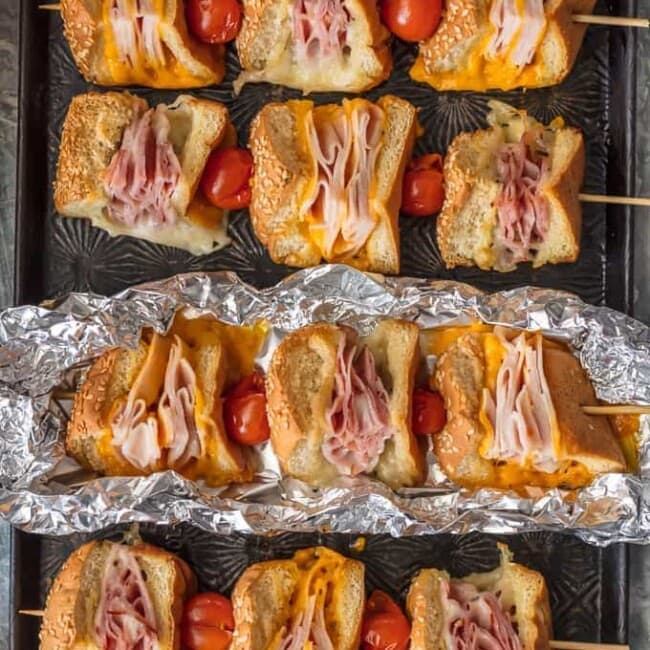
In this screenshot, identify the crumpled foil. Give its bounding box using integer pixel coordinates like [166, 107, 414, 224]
[0, 265, 649, 545]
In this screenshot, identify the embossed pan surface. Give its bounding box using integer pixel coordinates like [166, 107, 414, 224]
[12, 0, 638, 648]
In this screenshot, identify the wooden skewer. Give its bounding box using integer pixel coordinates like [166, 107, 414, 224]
[580, 193, 650, 207]
[583, 405, 650, 416]
[19, 610, 44, 617]
[51, 389, 76, 400]
[550, 642, 629, 650]
[573, 13, 649, 28]
[38, 3, 62, 10]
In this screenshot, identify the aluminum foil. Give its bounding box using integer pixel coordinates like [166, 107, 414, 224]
[0, 265, 649, 544]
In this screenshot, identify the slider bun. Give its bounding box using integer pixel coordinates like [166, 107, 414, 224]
[248, 95, 418, 274]
[231, 548, 364, 650]
[60, 0, 224, 87]
[413, 0, 597, 91]
[236, 0, 391, 93]
[266, 320, 426, 489]
[54, 92, 231, 255]
[433, 332, 626, 488]
[40, 540, 196, 650]
[407, 545, 552, 650]
[436, 117, 585, 271]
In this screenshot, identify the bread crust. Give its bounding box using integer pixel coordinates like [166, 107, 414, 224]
[267, 320, 425, 488]
[40, 541, 196, 650]
[236, 0, 391, 93]
[407, 545, 552, 650]
[433, 331, 626, 489]
[249, 96, 417, 274]
[413, 0, 597, 91]
[61, 0, 224, 88]
[436, 121, 585, 271]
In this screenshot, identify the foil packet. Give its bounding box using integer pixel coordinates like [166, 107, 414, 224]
[0, 265, 648, 545]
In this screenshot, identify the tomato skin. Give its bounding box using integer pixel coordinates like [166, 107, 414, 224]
[182, 593, 234, 650]
[380, 0, 442, 42]
[186, 0, 242, 44]
[200, 147, 253, 210]
[362, 590, 410, 650]
[402, 153, 445, 217]
[412, 388, 447, 435]
[223, 372, 271, 446]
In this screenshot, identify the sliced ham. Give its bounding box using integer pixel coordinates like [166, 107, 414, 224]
[94, 545, 158, 650]
[109, 0, 166, 69]
[322, 333, 393, 475]
[442, 578, 522, 650]
[158, 336, 202, 469]
[302, 103, 384, 258]
[494, 135, 550, 271]
[487, 0, 547, 68]
[111, 395, 162, 471]
[104, 104, 181, 229]
[292, 0, 351, 64]
[278, 593, 335, 650]
[482, 330, 560, 473]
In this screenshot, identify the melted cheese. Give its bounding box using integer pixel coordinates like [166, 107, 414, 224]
[102, 0, 199, 87]
[610, 414, 640, 472]
[411, 4, 551, 92]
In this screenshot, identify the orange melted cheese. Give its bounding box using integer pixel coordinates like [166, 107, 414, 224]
[102, 0, 200, 87]
[411, 2, 551, 92]
[610, 414, 641, 472]
[296, 99, 381, 268]
[268, 548, 348, 650]
[426, 324, 593, 489]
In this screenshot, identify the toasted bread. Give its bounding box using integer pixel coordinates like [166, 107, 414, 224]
[266, 320, 426, 489]
[433, 329, 626, 489]
[40, 540, 196, 650]
[437, 101, 585, 271]
[407, 545, 552, 650]
[235, 0, 391, 94]
[54, 91, 232, 255]
[60, 0, 225, 88]
[249, 95, 418, 274]
[66, 317, 254, 486]
[231, 547, 364, 650]
[411, 0, 597, 91]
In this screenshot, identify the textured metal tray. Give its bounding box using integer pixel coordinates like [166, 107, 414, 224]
[12, 526, 628, 649]
[11, 0, 639, 648]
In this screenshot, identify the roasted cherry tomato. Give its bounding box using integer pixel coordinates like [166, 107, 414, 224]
[361, 590, 411, 650]
[186, 0, 242, 44]
[201, 147, 253, 210]
[412, 388, 446, 435]
[182, 592, 235, 650]
[402, 153, 445, 217]
[380, 0, 442, 42]
[223, 371, 271, 446]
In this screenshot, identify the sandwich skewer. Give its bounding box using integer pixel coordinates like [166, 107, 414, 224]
[580, 193, 650, 207]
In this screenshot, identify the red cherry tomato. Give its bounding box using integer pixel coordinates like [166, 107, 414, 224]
[223, 372, 271, 446]
[186, 0, 242, 44]
[412, 388, 447, 435]
[182, 593, 235, 650]
[201, 147, 253, 210]
[402, 153, 445, 217]
[361, 590, 410, 650]
[380, 0, 442, 42]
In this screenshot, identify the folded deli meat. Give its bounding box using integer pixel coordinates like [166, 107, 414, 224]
[431, 325, 626, 489]
[54, 92, 233, 255]
[65, 316, 627, 491]
[41, 541, 554, 650]
[408, 544, 552, 650]
[437, 101, 585, 272]
[249, 96, 418, 274]
[411, 0, 596, 92]
[60, 0, 225, 88]
[66, 314, 267, 486]
[235, 0, 391, 93]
